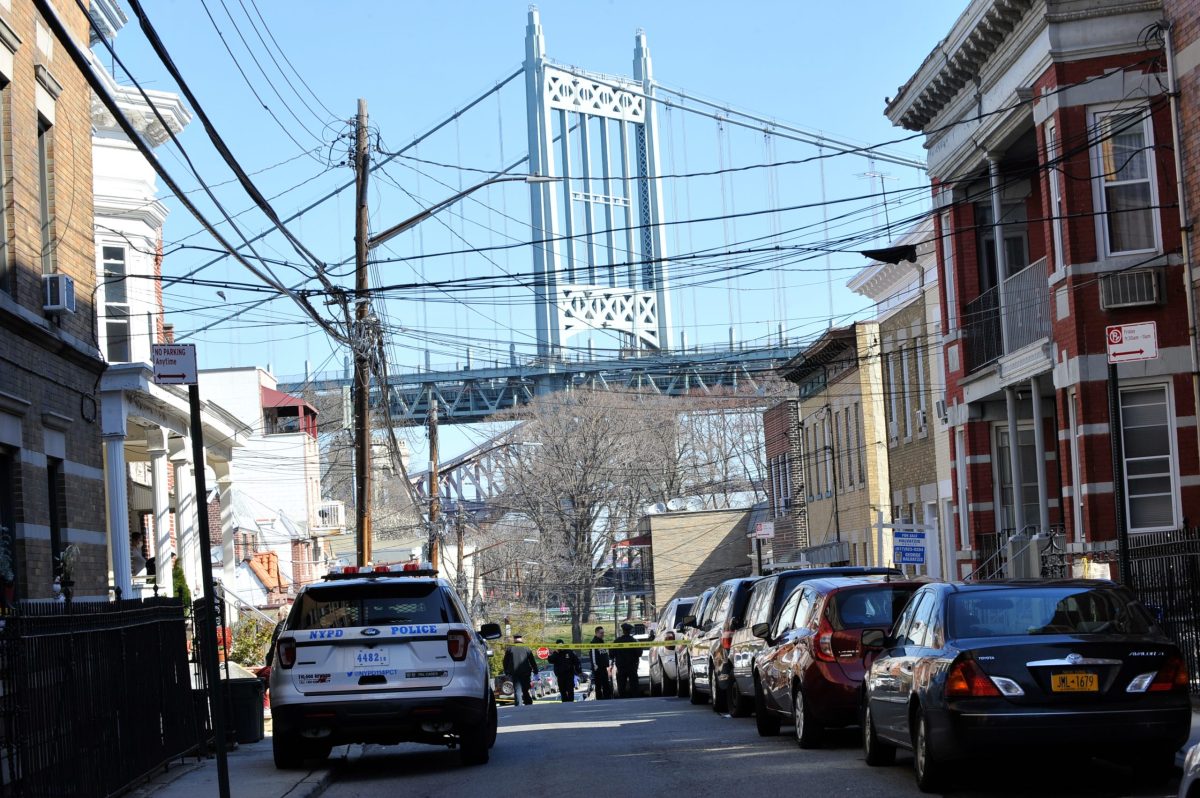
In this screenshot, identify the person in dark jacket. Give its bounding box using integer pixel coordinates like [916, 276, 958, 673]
[613, 622, 644, 698]
[503, 634, 538, 706]
[589, 626, 613, 700]
[547, 640, 581, 702]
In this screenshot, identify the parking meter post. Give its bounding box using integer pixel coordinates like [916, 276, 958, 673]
[189, 384, 231, 798]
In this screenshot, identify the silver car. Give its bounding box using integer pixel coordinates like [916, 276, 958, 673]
[268, 565, 501, 768]
[1180, 741, 1200, 798]
[648, 596, 695, 696]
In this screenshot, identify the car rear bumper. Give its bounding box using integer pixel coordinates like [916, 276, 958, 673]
[273, 695, 488, 745]
[930, 703, 1191, 759]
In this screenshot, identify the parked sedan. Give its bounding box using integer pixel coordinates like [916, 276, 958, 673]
[683, 576, 759, 711]
[729, 566, 902, 717]
[863, 580, 1192, 793]
[753, 576, 924, 746]
[675, 587, 716, 699]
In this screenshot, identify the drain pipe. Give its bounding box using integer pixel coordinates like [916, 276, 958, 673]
[1163, 21, 1200, 461]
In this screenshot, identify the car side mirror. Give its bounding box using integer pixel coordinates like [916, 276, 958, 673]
[480, 622, 503, 640]
[860, 629, 887, 650]
[681, 615, 697, 628]
[751, 622, 771, 640]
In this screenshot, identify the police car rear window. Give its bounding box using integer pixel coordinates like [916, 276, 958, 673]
[291, 583, 457, 630]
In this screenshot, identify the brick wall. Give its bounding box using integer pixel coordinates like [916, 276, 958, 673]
[762, 399, 807, 560]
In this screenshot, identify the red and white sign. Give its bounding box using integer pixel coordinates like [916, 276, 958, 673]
[1106, 322, 1158, 364]
[536, 647, 549, 659]
[152, 343, 198, 385]
[752, 521, 775, 540]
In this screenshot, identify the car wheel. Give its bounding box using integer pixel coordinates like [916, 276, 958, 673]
[792, 686, 821, 749]
[862, 704, 895, 766]
[689, 668, 707, 705]
[460, 694, 495, 766]
[753, 678, 781, 737]
[650, 664, 663, 697]
[912, 710, 944, 793]
[677, 660, 690, 698]
[728, 678, 752, 718]
[486, 693, 498, 748]
[663, 670, 677, 696]
[711, 664, 728, 714]
[272, 730, 304, 770]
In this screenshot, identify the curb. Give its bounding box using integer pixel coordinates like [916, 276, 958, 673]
[286, 744, 360, 798]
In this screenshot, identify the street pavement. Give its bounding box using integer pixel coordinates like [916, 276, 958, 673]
[137, 697, 1200, 798]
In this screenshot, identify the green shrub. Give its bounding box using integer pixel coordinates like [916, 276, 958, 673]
[229, 616, 275, 667]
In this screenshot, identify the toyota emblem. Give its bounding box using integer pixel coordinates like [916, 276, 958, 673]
[1066, 653, 1082, 665]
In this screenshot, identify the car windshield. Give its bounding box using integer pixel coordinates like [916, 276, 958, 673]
[827, 587, 917, 630]
[291, 582, 453, 629]
[949, 587, 1155, 638]
[672, 601, 695, 627]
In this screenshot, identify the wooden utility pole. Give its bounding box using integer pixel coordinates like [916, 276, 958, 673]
[354, 98, 372, 567]
[428, 397, 440, 570]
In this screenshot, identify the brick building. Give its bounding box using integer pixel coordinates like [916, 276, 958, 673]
[761, 399, 807, 567]
[884, 0, 1199, 576]
[848, 219, 956, 578]
[0, 0, 107, 600]
[778, 323, 892, 567]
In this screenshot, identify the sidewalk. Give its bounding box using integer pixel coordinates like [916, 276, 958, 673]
[130, 722, 356, 798]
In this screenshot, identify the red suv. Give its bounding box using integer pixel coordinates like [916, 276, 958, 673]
[752, 576, 925, 746]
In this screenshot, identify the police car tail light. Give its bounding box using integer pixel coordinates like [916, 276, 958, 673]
[447, 630, 470, 661]
[277, 638, 297, 670]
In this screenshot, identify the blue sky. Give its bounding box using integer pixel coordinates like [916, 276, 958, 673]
[104, 0, 964, 458]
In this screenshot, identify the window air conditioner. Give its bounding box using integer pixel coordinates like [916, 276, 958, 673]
[915, 409, 927, 430]
[42, 274, 76, 315]
[935, 398, 948, 425]
[1100, 270, 1159, 309]
[888, 420, 899, 439]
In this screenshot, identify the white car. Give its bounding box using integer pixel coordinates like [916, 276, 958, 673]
[1180, 741, 1200, 797]
[268, 564, 501, 768]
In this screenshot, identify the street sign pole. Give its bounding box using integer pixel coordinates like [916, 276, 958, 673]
[1108, 363, 1132, 587]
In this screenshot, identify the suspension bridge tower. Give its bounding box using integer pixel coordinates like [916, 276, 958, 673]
[524, 7, 672, 360]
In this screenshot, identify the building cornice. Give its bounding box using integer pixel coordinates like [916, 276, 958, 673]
[93, 192, 169, 229]
[90, 57, 191, 148]
[0, 15, 21, 55]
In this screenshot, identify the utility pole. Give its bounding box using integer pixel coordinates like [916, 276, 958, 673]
[428, 396, 441, 570]
[455, 507, 466, 594]
[353, 98, 372, 568]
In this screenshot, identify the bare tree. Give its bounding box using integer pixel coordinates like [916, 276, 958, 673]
[495, 391, 671, 641]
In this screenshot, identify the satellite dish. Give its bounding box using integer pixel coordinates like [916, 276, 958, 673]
[653, 502, 668, 514]
[685, 496, 706, 512]
[666, 498, 685, 511]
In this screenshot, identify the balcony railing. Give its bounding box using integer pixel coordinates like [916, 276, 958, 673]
[964, 286, 1002, 372]
[1003, 257, 1051, 352]
[312, 500, 345, 533]
[963, 257, 1050, 373]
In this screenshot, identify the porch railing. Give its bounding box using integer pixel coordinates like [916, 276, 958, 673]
[963, 287, 1002, 372]
[963, 257, 1051, 373]
[1002, 257, 1051, 352]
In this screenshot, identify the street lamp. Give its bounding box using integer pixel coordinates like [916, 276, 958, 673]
[367, 174, 559, 251]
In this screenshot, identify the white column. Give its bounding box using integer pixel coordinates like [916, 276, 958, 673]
[1004, 387, 1026, 533]
[104, 435, 133, 598]
[173, 448, 199, 596]
[146, 428, 172, 597]
[213, 460, 238, 624]
[1030, 377, 1051, 534]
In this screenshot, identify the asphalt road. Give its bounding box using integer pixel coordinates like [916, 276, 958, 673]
[323, 696, 1181, 797]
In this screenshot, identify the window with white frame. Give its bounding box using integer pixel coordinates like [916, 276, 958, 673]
[842, 409, 852, 489]
[955, 429, 969, 549]
[1120, 385, 1178, 531]
[886, 349, 898, 442]
[915, 339, 927, 434]
[37, 117, 54, 275]
[854, 402, 864, 484]
[901, 345, 912, 439]
[1092, 106, 1159, 255]
[834, 409, 843, 491]
[1046, 120, 1067, 272]
[103, 245, 130, 362]
[1067, 390, 1084, 542]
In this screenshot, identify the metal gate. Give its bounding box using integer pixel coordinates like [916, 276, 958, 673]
[1127, 527, 1200, 697]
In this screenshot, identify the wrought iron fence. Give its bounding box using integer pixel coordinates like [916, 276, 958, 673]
[0, 598, 199, 797]
[1127, 527, 1200, 697]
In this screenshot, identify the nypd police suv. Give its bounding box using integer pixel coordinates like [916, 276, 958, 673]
[268, 563, 502, 768]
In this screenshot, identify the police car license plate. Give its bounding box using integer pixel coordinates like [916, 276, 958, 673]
[354, 649, 390, 668]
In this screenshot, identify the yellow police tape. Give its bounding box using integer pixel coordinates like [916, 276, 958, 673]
[520, 639, 675, 650]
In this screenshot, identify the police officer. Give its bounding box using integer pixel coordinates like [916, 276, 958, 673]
[589, 626, 613, 700]
[503, 634, 538, 706]
[547, 640, 581, 702]
[613, 622, 644, 698]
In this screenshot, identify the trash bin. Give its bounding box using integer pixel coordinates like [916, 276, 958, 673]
[225, 677, 265, 744]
